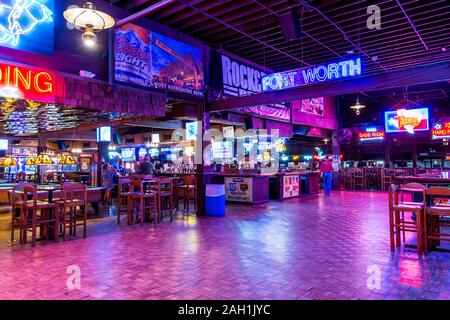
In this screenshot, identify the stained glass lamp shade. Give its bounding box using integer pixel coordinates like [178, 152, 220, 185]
[34, 153, 54, 165]
[59, 155, 77, 165]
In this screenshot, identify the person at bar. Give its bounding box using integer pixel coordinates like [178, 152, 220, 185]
[139, 156, 155, 175]
[101, 163, 116, 204]
[320, 157, 333, 195]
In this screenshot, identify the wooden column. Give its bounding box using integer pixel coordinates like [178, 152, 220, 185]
[97, 142, 110, 187]
[36, 135, 46, 184]
[195, 106, 210, 216]
[412, 142, 418, 170]
[385, 137, 392, 168]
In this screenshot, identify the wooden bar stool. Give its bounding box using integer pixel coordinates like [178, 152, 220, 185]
[21, 185, 60, 246]
[10, 182, 35, 243]
[353, 170, 365, 190]
[381, 169, 393, 191]
[117, 178, 131, 225]
[388, 183, 426, 255]
[56, 182, 87, 240]
[177, 175, 196, 214]
[128, 178, 158, 225]
[154, 177, 174, 222]
[423, 187, 450, 254]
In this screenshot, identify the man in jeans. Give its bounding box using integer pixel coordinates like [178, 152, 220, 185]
[320, 157, 334, 195]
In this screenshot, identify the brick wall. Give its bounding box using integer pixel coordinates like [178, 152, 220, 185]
[55, 75, 167, 117]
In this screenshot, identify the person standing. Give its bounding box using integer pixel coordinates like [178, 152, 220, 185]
[320, 157, 334, 195]
[139, 156, 154, 175]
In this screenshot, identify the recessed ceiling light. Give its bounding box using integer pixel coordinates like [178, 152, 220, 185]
[346, 50, 354, 54]
[372, 56, 378, 61]
[442, 47, 447, 53]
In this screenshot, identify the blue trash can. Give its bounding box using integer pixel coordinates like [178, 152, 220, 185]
[205, 184, 225, 216]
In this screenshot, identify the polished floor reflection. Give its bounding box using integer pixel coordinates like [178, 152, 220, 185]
[0, 191, 449, 300]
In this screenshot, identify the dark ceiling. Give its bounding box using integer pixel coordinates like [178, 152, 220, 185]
[114, 0, 450, 73]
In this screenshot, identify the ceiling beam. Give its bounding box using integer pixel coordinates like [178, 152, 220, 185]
[209, 61, 450, 112]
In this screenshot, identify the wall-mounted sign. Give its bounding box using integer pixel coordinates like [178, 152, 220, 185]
[212, 141, 232, 159]
[283, 175, 300, 198]
[0, 0, 54, 55]
[214, 53, 291, 122]
[385, 108, 429, 134]
[432, 121, 450, 139]
[262, 57, 362, 92]
[223, 126, 234, 138]
[121, 148, 136, 162]
[0, 139, 8, 150]
[224, 176, 253, 203]
[358, 127, 385, 141]
[300, 97, 324, 116]
[115, 23, 204, 96]
[0, 61, 55, 103]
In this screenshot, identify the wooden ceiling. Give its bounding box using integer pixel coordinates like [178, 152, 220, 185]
[114, 0, 450, 73]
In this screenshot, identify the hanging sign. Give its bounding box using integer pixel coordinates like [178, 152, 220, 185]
[384, 108, 429, 134]
[262, 57, 362, 92]
[0, 61, 55, 103]
[359, 127, 385, 141]
[432, 121, 450, 139]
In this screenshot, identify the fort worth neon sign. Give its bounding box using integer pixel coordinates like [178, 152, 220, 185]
[262, 57, 362, 92]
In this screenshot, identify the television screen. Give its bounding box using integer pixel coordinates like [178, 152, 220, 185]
[121, 148, 136, 162]
[385, 108, 429, 134]
[186, 122, 198, 140]
[0, 139, 8, 150]
[97, 127, 112, 142]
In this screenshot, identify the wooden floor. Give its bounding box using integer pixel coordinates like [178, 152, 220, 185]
[0, 191, 449, 300]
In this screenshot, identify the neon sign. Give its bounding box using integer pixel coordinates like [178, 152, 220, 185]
[0, 61, 54, 102]
[385, 108, 429, 134]
[0, 0, 54, 55]
[262, 57, 362, 92]
[432, 121, 450, 139]
[359, 127, 384, 141]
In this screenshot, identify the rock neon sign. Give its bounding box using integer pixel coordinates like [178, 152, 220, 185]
[261, 57, 362, 92]
[0, 61, 55, 103]
[432, 121, 450, 139]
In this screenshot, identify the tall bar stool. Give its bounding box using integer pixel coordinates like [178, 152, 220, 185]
[10, 182, 35, 243]
[177, 175, 196, 214]
[20, 185, 60, 246]
[423, 187, 450, 254]
[388, 183, 426, 255]
[353, 169, 365, 190]
[343, 170, 354, 190]
[128, 178, 158, 225]
[56, 182, 87, 240]
[381, 169, 393, 191]
[154, 177, 174, 222]
[117, 178, 131, 225]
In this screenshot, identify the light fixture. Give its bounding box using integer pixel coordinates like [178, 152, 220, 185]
[25, 156, 36, 165]
[63, 2, 115, 47]
[350, 96, 365, 115]
[0, 155, 17, 167]
[59, 154, 77, 165]
[34, 152, 54, 165]
[26, 100, 41, 112]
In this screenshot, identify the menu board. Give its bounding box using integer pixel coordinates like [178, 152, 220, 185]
[224, 177, 253, 203]
[121, 148, 136, 162]
[283, 175, 300, 198]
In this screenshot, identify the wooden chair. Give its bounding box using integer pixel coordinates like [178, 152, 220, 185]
[56, 182, 87, 240]
[20, 185, 60, 246]
[381, 169, 393, 191]
[177, 175, 196, 214]
[154, 177, 174, 222]
[10, 182, 34, 243]
[423, 187, 450, 254]
[117, 178, 131, 225]
[343, 170, 354, 190]
[353, 170, 365, 190]
[128, 178, 157, 225]
[388, 183, 426, 255]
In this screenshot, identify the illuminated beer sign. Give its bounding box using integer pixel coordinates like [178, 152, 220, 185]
[359, 127, 385, 141]
[262, 57, 362, 92]
[0, 62, 55, 103]
[385, 108, 429, 134]
[432, 121, 450, 139]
